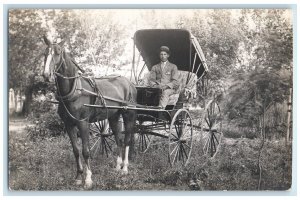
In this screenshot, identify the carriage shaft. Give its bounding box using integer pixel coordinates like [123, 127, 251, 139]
[84, 104, 166, 112]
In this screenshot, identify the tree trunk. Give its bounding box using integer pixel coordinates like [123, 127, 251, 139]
[22, 86, 33, 116]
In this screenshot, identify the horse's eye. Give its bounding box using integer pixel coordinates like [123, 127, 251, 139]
[54, 46, 61, 55]
[45, 48, 50, 55]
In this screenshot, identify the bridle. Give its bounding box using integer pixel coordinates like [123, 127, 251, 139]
[45, 44, 82, 80]
[44, 43, 107, 122]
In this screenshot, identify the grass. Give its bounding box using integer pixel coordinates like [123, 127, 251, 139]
[8, 120, 292, 191]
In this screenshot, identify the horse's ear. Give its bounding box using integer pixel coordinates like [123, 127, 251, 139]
[43, 35, 51, 46]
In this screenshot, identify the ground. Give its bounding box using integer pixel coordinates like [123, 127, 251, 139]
[8, 116, 292, 191]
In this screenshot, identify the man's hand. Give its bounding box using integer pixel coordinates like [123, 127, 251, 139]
[161, 85, 170, 90]
[152, 83, 169, 90]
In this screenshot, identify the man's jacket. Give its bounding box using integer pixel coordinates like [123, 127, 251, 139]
[149, 61, 180, 90]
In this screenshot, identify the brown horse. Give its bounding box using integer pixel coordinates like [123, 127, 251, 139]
[42, 36, 136, 189]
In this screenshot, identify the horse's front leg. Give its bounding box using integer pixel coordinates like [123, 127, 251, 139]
[122, 111, 136, 174]
[65, 124, 84, 186]
[77, 121, 93, 189]
[108, 113, 123, 171]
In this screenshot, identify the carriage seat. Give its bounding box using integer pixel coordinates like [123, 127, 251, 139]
[138, 70, 197, 106]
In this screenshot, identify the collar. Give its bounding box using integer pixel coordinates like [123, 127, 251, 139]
[55, 77, 82, 102]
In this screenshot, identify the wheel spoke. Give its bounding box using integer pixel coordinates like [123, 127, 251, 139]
[90, 127, 99, 133]
[203, 137, 210, 154]
[174, 122, 180, 137]
[90, 137, 101, 150]
[92, 139, 100, 158]
[170, 140, 179, 145]
[183, 141, 191, 149]
[204, 117, 210, 128]
[178, 145, 183, 162]
[172, 146, 180, 165]
[101, 138, 108, 157]
[170, 143, 180, 156]
[143, 135, 147, 151]
[104, 137, 113, 152]
[141, 134, 145, 151]
[210, 133, 216, 156]
[212, 133, 219, 145]
[95, 122, 102, 132]
[106, 136, 115, 142]
[181, 144, 189, 160]
[138, 135, 142, 150]
[182, 122, 191, 138]
[145, 134, 150, 143]
[171, 132, 179, 140]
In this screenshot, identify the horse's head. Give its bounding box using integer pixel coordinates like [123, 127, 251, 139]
[42, 36, 65, 82]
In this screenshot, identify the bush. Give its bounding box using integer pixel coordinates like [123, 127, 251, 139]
[26, 100, 65, 140]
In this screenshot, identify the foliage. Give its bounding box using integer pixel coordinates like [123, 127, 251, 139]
[222, 9, 292, 137]
[9, 9, 46, 90]
[26, 100, 65, 139]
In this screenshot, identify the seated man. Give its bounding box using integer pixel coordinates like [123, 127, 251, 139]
[149, 46, 180, 108]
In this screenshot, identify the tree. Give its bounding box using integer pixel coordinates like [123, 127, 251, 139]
[179, 10, 244, 104]
[224, 9, 292, 139]
[9, 9, 47, 115]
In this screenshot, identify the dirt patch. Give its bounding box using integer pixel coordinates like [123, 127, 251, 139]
[9, 117, 33, 134]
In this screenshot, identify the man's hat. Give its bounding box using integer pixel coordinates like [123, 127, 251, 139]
[160, 46, 170, 54]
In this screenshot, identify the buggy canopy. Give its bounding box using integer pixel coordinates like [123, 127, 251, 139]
[134, 29, 208, 78]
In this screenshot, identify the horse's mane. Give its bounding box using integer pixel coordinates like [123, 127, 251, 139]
[62, 52, 85, 75]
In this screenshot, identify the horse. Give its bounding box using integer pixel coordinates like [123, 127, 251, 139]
[42, 36, 137, 189]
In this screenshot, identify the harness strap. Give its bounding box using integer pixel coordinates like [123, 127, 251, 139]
[60, 100, 90, 122]
[55, 78, 81, 102]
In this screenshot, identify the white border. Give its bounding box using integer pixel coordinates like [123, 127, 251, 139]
[1, 1, 299, 200]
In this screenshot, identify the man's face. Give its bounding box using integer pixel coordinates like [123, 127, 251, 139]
[160, 51, 169, 62]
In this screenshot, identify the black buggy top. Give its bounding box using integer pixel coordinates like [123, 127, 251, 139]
[133, 29, 209, 79]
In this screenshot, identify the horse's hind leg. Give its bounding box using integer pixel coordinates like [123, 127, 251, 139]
[77, 121, 93, 189]
[121, 110, 136, 174]
[65, 124, 83, 186]
[108, 112, 123, 171]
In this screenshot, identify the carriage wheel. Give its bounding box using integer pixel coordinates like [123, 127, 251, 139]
[135, 115, 155, 153]
[201, 100, 223, 158]
[89, 120, 114, 158]
[168, 109, 193, 167]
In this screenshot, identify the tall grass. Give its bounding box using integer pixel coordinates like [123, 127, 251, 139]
[9, 127, 292, 191]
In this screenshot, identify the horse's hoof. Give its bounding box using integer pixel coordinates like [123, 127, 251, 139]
[121, 170, 128, 175]
[75, 179, 82, 186]
[115, 166, 122, 171]
[83, 181, 93, 190]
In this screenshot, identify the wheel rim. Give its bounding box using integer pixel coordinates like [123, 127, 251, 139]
[169, 109, 193, 167]
[89, 120, 114, 158]
[201, 100, 223, 158]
